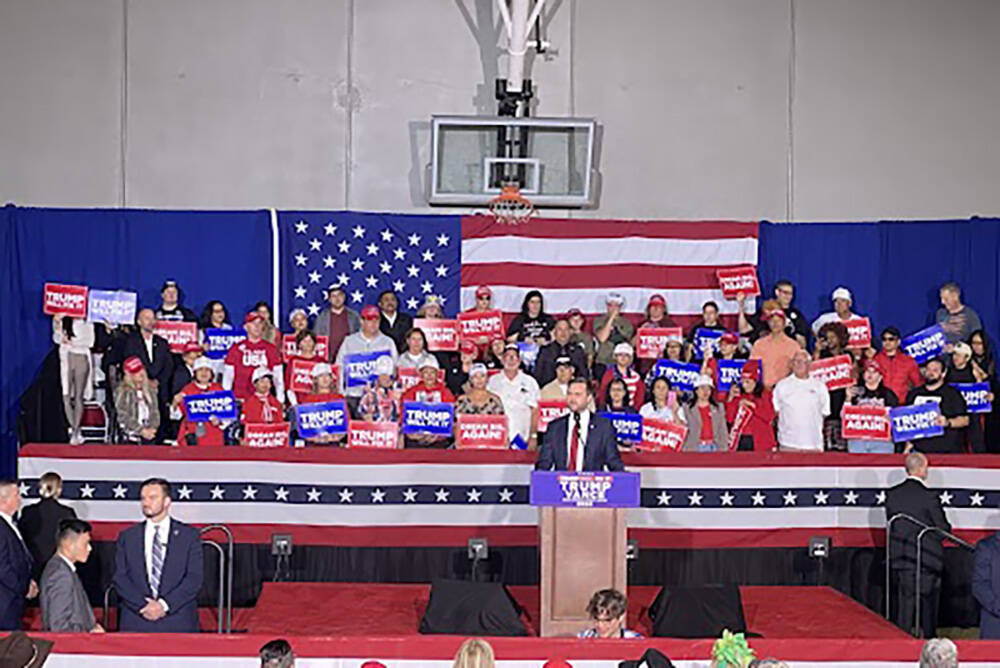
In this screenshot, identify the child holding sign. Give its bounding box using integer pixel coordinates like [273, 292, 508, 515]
[177, 358, 227, 446]
[241, 367, 285, 430]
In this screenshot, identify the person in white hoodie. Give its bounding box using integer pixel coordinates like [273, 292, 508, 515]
[52, 314, 95, 444]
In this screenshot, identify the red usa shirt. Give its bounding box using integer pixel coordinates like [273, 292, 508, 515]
[400, 383, 455, 405]
[225, 339, 280, 400]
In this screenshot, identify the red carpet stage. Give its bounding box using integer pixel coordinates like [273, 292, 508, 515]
[244, 583, 910, 639]
[16, 584, 1000, 666]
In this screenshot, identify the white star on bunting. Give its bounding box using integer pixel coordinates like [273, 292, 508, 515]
[782, 491, 797, 506]
[875, 491, 886, 505]
[657, 492, 671, 506]
[466, 489, 482, 503]
[844, 490, 859, 505]
[814, 490, 829, 505]
[687, 491, 703, 506]
[498, 488, 514, 503]
[970, 492, 984, 506]
[177, 485, 192, 500]
[274, 487, 289, 502]
[371, 489, 386, 503]
[719, 491, 734, 506]
[751, 491, 766, 506]
[242, 485, 258, 500]
[939, 490, 953, 505]
[435, 488, 450, 502]
[403, 488, 418, 502]
[307, 487, 322, 502]
[79, 484, 95, 499]
[210, 485, 225, 500]
[339, 489, 354, 503]
[112, 484, 128, 499]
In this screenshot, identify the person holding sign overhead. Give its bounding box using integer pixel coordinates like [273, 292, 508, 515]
[903, 358, 968, 454]
[535, 378, 624, 472]
[176, 357, 227, 446]
[811, 287, 858, 337]
[592, 292, 633, 380]
[750, 301, 801, 390]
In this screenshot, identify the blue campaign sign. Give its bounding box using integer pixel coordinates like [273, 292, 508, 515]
[597, 411, 643, 443]
[87, 289, 137, 325]
[652, 359, 701, 392]
[529, 471, 641, 508]
[889, 403, 945, 442]
[402, 401, 455, 436]
[902, 324, 947, 365]
[183, 391, 238, 423]
[716, 359, 758, 392]
[343, 350, 393, 388]
[951, 382, 992, 414]
[518, 342, 540, 369]
[296, 400, 349, 438]
[204, 328, 247, 360]
[692, 328, 724, 359]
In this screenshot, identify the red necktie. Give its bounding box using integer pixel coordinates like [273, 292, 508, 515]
[568, 413, 580, 471]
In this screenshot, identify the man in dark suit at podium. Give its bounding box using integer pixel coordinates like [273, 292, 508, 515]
[884, 451, 951, 638]
[112, 478, 203, 632]
[535, 378, 624, 472]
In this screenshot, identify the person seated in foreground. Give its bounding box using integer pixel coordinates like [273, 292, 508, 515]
[260, 638, 295, 668]
[577, 588, 641, 638]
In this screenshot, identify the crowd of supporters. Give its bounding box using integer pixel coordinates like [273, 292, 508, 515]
[48, 278, 997, 453]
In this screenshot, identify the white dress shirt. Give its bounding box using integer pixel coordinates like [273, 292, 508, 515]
[487, 370, 540, 443]
[144, 516, 171, 607]
[142, 333, 155, 362]
[565, 410, 590, 472]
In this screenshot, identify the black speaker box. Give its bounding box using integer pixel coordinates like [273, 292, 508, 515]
[418, 578, 528, 636]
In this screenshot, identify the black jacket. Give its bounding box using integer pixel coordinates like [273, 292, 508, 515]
[885, 477, 952, 572]
[122, 331, 174, 398]
[0, 518, 33, 630]
[535, 412, 625, 472]
[379, 312, 414, 352]
[170, 363, 194, 398]
[18, 498, 77, 581]
[533, 340, 589, 387]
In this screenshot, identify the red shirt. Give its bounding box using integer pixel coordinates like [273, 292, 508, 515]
[725, 391, 776, 451]
[241, 393, 284, 424]
[698, 405, 714, 441]
[328, 309, 350, 362]
[873, 350, 922, 404]
[225, 339, 281, 400]
[177, 381, 225, 446]
[400, 383, 455, 404]
[300, 391, 344, 404]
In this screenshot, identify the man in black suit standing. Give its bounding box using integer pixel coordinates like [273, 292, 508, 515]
[123, 308, 173, 441]
[18, 472, 77, 581]
[377, 290, 413, 352]
[535, 378, 624, 472]
[0, 479, 38, 630]
[112, 478, 203, 632]
[885, 451, 952, 637]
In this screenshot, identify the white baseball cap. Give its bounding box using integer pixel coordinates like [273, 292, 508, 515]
[419, 356, 440, 370]
[374, 356, 395, 376]
[193, 357, 214, 372]
[288, 308, 307, 324]
[831, 287, 852, 303]
[613, 342, 634, 357]
[952, 342, 973, 358]
[694, 374, 715, 389]
[311, 363, 333, 378]
[469, 363, 488, 377]
[251, 366, 272, 383]
[606, 291, 625, 305]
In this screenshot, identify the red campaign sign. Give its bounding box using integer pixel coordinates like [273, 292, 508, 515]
[346, 421, 399, 449]
[810, 354, 856, 391]
[43, 283, 89, 318]
[640, 417, 688, 452]
[290, 359, 339, 393]
[398, 367, 446, 391]
[457, 309, 505, 343]
[455, 414, 509, 449]
[244, 422, 290, 448]
[413, 319, 459, 352]
[715, 266, 761, 300]
[537, 399, 569, 433]
[636, 327, 684, 359]
[726, 402, 754, 451]
[841, 405, 892, 441]
[844, 318, 872, 349]
[154, 321, 199, 353]
[282, 334, 329, 360]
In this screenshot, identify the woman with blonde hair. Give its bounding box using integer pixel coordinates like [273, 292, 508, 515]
[115, 356, 160, 444]
[452, 638, 495, 668]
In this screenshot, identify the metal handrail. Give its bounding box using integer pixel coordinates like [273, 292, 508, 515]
[914, 525, 974, 637]
[884, 513, 932, 621]
[201, 538, 225, 634]
[102, 584, 117, 632]
[199, 524, 234, 633]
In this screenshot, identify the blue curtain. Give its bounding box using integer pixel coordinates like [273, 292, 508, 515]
[758, 218, 1000, 343]
[0, 205, 272, 475]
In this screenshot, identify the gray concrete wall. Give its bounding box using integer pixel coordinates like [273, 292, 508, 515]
[1, 0, 998, 220]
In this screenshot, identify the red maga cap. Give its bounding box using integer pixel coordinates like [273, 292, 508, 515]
[475, 285, 492, 298]
[361, 305, 380, 320]
[124, 356, 144, 375]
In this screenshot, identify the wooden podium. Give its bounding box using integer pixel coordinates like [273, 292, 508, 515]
[530, 471, 640, 637]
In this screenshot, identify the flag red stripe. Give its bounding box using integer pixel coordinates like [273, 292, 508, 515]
[461, 215, 759, 240]
[461, 263, 732, 289]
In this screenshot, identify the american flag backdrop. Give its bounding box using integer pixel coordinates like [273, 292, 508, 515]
[280, 212, 758, 329]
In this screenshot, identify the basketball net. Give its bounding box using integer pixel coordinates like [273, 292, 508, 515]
[487, 183, 535, 225]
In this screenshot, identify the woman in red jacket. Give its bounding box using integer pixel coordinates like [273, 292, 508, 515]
[296, 363, 346, 446]
[241, 367, 284, 426]
[725, 360, 776, 452]
[176, 357, 227, 446]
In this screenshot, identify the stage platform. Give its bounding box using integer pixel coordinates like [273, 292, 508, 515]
[17, 583, 1000, 666]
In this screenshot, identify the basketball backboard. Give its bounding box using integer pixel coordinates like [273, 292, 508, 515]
[428, 115, 598, 207]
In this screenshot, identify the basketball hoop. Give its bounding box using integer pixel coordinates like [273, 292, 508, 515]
[488, 184, 535, 225]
